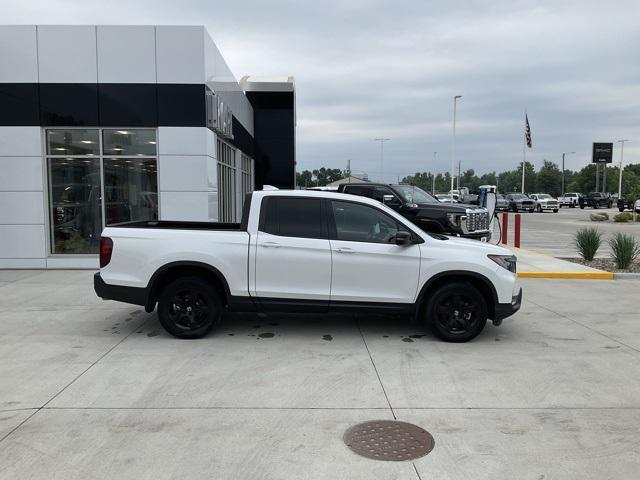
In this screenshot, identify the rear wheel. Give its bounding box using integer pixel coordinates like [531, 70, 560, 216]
[158, 276, 223, 339]
[553, 209, 558, 213]
[425, 282, 488, 342]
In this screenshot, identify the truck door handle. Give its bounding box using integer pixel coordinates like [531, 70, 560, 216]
[260, 242, 281, 248]
[334, 247, 355, 254]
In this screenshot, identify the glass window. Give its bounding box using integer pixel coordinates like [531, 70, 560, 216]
[263, 197, 324, 239]
[331, 200, 400, 244]
[48, 157, 102, 254]
[103, 158, 158, 225]
[217, 139, 237, 222]
[46, 129, 99, 156]
[394, 185, 438, 204]
[46, 128, 158, 255]
[370, 186, 395, 202]
[102, 129, 157, 156]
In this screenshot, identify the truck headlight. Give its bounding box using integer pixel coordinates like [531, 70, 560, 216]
[488, 254, 517, 273]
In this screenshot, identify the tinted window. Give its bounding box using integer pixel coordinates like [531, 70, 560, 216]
[370, 186, 395, 202]
[262, 197, 324, 239]
[331, 200, 401, 244]
[342, 185, 370, 197]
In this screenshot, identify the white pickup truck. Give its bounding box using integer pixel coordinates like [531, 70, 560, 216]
[95, 190, 522, 342]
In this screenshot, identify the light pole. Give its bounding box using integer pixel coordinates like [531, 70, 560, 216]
[432, 152, 437, 194]
[561, 151, 575, 197]
[617, 139, 629, 199]
[451, 95, 462, 192]
[374, 137, 390, 182]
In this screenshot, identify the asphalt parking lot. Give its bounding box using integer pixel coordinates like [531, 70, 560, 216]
[501, 206, 640, 257]
[1, 270, 639, 479]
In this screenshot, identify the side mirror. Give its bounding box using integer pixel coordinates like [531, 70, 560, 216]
[383, 194, 400, 207]
[394, 231, 412, 245]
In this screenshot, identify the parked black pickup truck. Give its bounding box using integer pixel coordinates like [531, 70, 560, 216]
[579, 192, 612, 209]
[337, 183, 491, 240]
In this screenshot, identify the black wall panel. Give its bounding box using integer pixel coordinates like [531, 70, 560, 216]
[39, 84, 99, 126]
[0, 84, 40, 126]
[98, 84, 158, 127]
[157, 84, 206, 127]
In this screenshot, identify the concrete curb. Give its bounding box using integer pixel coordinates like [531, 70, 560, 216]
[518, 271, 614, 280]
[613, 272, 640, 280]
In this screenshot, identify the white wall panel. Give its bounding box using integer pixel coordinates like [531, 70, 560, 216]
[0, 225, 46, 258]
[0, 258, 47, 268]
[0, 157, 43, 191]
[0, 26, 38, 82]
[0, 192, 45, 224]
[46, 256, 98, 269]
[159, 155, 213, 192]
[155, 26, 204, 84]
[97, 26, 156, 83]
[0, 127, 42, 156]
[208, 191, 219, 221]
[158, 127, 210, 156]
[160, 191, 210, 221]
[37, 26, 97, 83]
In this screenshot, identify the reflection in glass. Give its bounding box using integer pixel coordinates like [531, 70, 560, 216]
[102, 129, 157, 156]
[48, 158, 101, 254]
[103, 158, 158, 225]
[46, 129, 99, 156]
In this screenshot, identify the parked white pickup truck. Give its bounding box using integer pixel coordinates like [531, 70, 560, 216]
[95, 190, 522, 342]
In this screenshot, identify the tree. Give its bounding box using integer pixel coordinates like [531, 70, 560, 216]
[536, 160, 562, 196]
[296, 170, 313, 187]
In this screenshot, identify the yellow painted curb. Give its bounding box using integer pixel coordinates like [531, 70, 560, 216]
[517, 271, 614, 280]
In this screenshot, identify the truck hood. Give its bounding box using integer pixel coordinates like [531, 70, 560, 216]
[413, 203, 484, 213]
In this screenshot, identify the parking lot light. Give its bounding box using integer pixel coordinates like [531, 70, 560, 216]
[561, 151, 575, 196]
[617, 139, 629, 200]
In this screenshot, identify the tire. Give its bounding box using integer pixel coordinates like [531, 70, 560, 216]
[553, 209, 558, 213]
[157, 276, 223, 339]
[619, 207, 625, 212]
[580, 204, 585, 209]
[424, 281, 488, 342]
[607, 202, 612, 209]
[511, 204, 517, 213]
[528, 209, 534, 213]
[536, 204, 542, 213]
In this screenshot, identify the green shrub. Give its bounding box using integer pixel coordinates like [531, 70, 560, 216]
[614, 212, 632, 222]
[574, 228, 602, 261]
[608, 233, 640, 269]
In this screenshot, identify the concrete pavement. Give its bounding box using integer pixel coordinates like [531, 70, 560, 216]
[1, 270, 639, 479]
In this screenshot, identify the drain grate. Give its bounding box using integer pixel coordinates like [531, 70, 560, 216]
[343, 420, 434, 461]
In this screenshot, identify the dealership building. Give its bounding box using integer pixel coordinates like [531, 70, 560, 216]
[0, 25, 295, 268]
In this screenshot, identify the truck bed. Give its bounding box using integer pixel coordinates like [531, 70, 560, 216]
[109, 220, 243, 231]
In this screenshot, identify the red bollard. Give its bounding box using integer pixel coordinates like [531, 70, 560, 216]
[514, 213, 521, 248]
[501, 212, 509, 244]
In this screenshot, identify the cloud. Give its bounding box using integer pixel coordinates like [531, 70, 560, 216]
[4, 0, 640, 179]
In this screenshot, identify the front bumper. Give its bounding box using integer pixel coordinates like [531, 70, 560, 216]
[493, 287, 522, 325]
[94, 273, 148, 307]
[460, 231, 492, 241]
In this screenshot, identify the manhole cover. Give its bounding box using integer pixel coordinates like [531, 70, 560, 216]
[343, 420, 434, 461]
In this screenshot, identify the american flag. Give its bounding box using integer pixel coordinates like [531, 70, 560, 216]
[525, 114, 532, 148]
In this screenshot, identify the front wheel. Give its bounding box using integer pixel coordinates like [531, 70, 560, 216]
[158, 276, 223, 339]
[536, 204, 542, 212]
[619, 207, 625, 212]
[553, 209, 558, 213]
[580, 205, 585, 209]
[425, 282, 487, 342]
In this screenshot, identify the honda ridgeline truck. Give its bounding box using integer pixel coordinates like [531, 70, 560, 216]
[95, 190, 522, 342]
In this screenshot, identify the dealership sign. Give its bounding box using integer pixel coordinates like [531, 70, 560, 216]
[592, 142, 613, 163]
[206, 90, 234, 140]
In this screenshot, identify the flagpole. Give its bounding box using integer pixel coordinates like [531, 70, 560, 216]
[521, 111, 526, 194]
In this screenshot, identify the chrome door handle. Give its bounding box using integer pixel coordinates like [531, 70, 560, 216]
[260, 242, 281, 248]
[335, 247, 355, 253]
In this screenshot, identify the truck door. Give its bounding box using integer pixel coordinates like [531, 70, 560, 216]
[254, 196, 331, 312]
[327, 199, 421, 304]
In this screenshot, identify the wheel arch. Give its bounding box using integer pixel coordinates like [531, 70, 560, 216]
[145, 261, 231, 312]
[415, 270, 498, 321]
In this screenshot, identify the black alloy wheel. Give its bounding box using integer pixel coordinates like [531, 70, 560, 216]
[425, 282, 487, 342]
[158, 277, 223, 339]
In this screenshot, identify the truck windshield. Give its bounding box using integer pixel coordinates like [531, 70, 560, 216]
[394, 185, 438, 204]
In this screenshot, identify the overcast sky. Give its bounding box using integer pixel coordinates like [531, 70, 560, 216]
[5, 0, 640, 181]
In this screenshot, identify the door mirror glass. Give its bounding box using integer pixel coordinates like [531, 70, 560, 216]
[382, 194, 400, 207]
